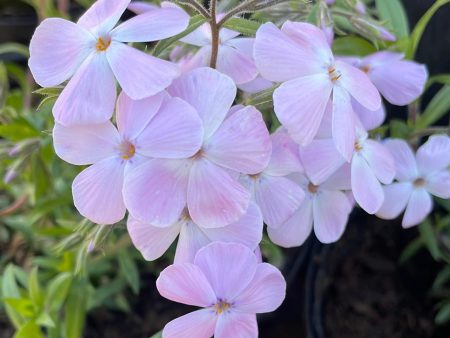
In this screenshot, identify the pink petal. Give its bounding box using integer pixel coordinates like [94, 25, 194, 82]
[313, 191, 351, 243]
[204, 106, 271, 175]
[29, 18, 94, 87]
[111, 7, 189, 42]
[127, 2, 158, 14]
[376, 182, 412, 220]
[180, 23, 213, 47]
[352, 98, 386, 131]
[188, 159, 250, 228]
[238, 76, 274, 94]
[216, 44, 258, 85]
[116, 91, 165, 140]
[416, 134, 450, 175]
[72, 157, 126, 224]
[402, 188, 433, 228]
[267, 198, 313, 247]
[53, 122, 120, 165]
[254, 22, 319, 82]
[168, 68, 236, 139]
[300, 139, 345, 185]
[53, 54, 116, 126]
[321, 163, 352, 191]
[351, 154, 384, 214]
[127, 216, 182, 261]
[233, 263, 286, 313]
[156, 264, 217, 307]
[336, 60, 381, 111]
[77, 0, 130, 34]
[254, 175, 305, 229]
[384, 139, 418, 181]
[107, 41, 179, 100]
[426, 171, 450, 199]
[163, 309, 217, 338]
[273, 74, 332, 146]
[362, 139, 395, 184]
[137, 97, 203, 158]
[175, 220, 210, 264]
[215, 313, 257, 338]
[315, 101, 333, 139]
[265, 132, 303, 176]
[123, 159, 189, 226]
[332, 85, 356, 161]
[194, 242, 257, 300]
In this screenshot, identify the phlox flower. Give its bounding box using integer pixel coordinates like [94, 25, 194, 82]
[376, 135, 450, 228]
[240, 131, 305, 229]
[123, 68, 271, 229]
[29, 0, 189, 125]
[53, 92, 203, 224]
[268, 165, 353, 246]
[254, 21, 381, 160]
[156, 242, 286, 338]
[128, 202, 263, 263]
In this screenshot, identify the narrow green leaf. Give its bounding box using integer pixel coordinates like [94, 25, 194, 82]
[4, 298, 35, 318]
[418, 220, 441, 261]
[416, 85, 450, 129]
[13, 320, 44, 338]
[150, 331, 163, 338]
[33, 87, 63, 97]
[332, 36, 377, 56]
[28, 267, 44, 308]
[36, 312, 55, 328]
[45, 272, 73, 313]
[399, 237, 424, 264]
[118, 251, 140, 295]
[407, 0, 450, 59]
[375, 0, 409, 39]
[426, 74, 450, 89]
[2, 265, 20, 298]
[433, 266, 450, 290]
[65, 278, 87, 338]
[153, 15, 207, 56]
[0, 43, 29, 58]
[245, 86, 277, 110]
[436, 301, 450, 325]
[222, 18, 262, 36]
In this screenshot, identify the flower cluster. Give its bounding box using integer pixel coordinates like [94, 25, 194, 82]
[28, 0, 448, 337]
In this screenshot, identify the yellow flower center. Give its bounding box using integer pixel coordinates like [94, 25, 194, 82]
[119, 141, 136, 160]
[214, 300, 231, 315]
[354, 141, 363, 152]
[328, 66, 342, 82]
[96, 37, 111, 52]
[361, 65, 371, 74]
[413, 178, 425, 187]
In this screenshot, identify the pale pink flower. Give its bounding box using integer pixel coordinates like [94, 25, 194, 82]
[123, 68, 271, 228]
[53, 92, 203, 224]
[377, 135, 450, 228]
[268, 165, 353, 246]
[128, 202, 263, 263]
[339, 52, 428, 106]
[254, 21, 381, 161]
[29, 0, 189, 125]
[156, 242, 286, 338]
[128, 1, 158, 14]
[240, 132, 305, 229]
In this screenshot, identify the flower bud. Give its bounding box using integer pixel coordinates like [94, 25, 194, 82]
[351, 17, 396, 41]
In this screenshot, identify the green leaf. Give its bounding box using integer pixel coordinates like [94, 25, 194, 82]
[36, 312, 55, 328]
[418, 220, 441, 261]
[222, 18, 262, 36]
[153, 15, 207, 56]
[118, 251, 140, 295]
[150, 331, 162, 338]
[0, 43, 29, 58]
[33, 87, 63, 97]
[406, 0, 450, 59]
[433, 266, 450, 290]
[2, 264, 20, 298]
[332, 36, 377, 56]
[375, 0, 409, 39]
[389, 119, 411, 138]
[4, 298, 36, 318]
[65, 278, 88, 338]
[436, 301, 450, 325]
[245, 86, 277, 110]
[28, 267, 44, 308]
[416, 85, 450, 129]
[399, 237, 424, 264]
[13, 320, 44, 338]
[45, 272, 73, 313]
[426, 74, 450, 89]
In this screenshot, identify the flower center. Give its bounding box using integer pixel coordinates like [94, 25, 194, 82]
[328, 66, 342, 82]
[119, 141, 136, 160]
[360, 65, 370, 74]
[214, 300, 231, 315]
[308, 182, 318, 194]
[191, 149, 205, 160]
[413, 178, 426, 187]
[354, 141, 363, 152]
[96, 37, 111, 52]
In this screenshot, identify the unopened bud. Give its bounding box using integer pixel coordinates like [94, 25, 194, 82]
[351, 17, 396, 42]
[4, 169, 17, 184]
[355, 0, 366, 15]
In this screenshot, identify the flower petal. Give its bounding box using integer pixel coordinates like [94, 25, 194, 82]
[362, 139, 395, 184]
[156, 264, 216, 307]
[376, 182, 413, 220]
[168, 67, 236, 139]
[383, 138, 418, 181]
[216, 44, 258, 85]
[336, 60, 381, 111]
[137, 97, 203, 158]
[402, 188, 433, 228]
[351, 154, 384, 214]
[188, 159, 250, 228]
[53, 53, 116, 126]
[265, 132, 303, 176]
[313, 191, 351, 243]
[204, 106, 271, 174]
[233, 262, 286, 313]
[107, 41, 179, 100]
[215, 313, 257, 338]
[426, 171, 450, 199]
[194, 242, 257, 300]
[352, 98, 386, 131]
[254, 175, 305, 229]
[180, 23, 212, 47]
[267, 198, 313, 247]
[273, 74, 332, 146]
[332, 85, 356, 162]
[127, 1, 158, 14]
[29, 18, 94, 87]
[53, 122, 120, 165]
[175, 220, 211, 264]
[163, 309, 217, 338]
[72, 157, 126, 224]
[123, 159, 189, 226]
[111, 7, 189, 42]
[416, 134, 450, 175]
[77, 0, 130, 34]
[127, 216, 182, 261]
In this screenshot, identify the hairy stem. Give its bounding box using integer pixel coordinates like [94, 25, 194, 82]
[209, 0, 219, 68]
[173, 0, 211, 18]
